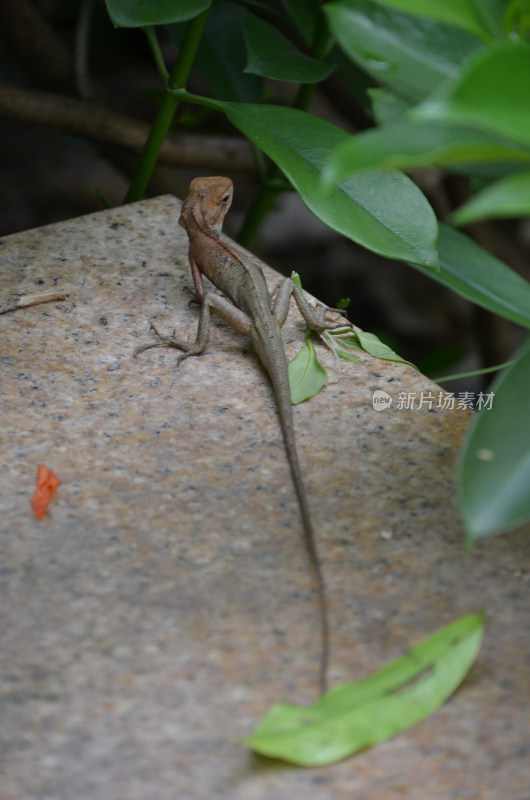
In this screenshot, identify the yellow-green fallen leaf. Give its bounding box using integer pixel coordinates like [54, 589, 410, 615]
[322, 327, 414, 367]
[356, 330, 409, 362]
[244, 612, 484, 766]
[322, 328, 361, 364]
[288, 329, 327, 404]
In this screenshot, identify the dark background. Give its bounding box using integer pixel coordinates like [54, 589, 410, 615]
[1, 0, 528, 390]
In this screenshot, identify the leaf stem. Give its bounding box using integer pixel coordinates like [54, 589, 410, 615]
[144, 26, 169, 83]
[168, 87, 223, 112]
[433, 360, 514, 383]
[124, 9, 209, 203]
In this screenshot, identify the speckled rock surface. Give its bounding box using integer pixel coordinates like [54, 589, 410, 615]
[1, 196, 529, 800]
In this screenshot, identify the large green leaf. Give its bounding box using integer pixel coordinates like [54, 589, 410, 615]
[371, 0, 504, 41]
[416, 42, 530, 148]
[325, 0, 481, 102]
[220, 102, 438, 267]
[243, 16, 335, 83]
[105, 0, 211, 28]
[412, 224, 530, 330]
[322, 121, 530, 185]
[460, 337, 530, 539]
[245, 613, 484, 766]
[451, 169, 530, 225]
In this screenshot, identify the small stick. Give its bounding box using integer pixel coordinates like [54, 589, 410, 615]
[0, 289, 68, 315]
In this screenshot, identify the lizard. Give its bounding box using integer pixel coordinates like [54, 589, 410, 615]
[136, 176, 343, 695]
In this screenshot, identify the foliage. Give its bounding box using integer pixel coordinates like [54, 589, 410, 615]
[0, 0, 520, 766]
[101, 0, 530, 540]
[321, 0, 530, 542]
[460, 337, 530, 539]
[70, 0, 525, 758]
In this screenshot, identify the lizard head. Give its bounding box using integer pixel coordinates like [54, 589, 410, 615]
[179, 176, 234, 235]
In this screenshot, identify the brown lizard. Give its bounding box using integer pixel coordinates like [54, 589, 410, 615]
[137, 176, 341, 694]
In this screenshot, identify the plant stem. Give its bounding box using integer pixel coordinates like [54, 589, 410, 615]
[124, 9, 209, 203]
[144, 26, 169, 83]
[433, 361, 514, 383]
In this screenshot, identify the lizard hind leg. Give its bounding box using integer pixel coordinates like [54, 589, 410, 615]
[273, 276, 347, 332]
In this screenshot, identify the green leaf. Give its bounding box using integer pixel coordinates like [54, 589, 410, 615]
[451, 168, 530, 226]
[325, 0, 480, 103]
[460, 337, 530, 540]
[369, 88, 411, 125]
[335, 347, 360, 364]
[412, 224, 530, 330]
[322, 327, 412, 366]
[170, 2, 262, 102]
[475, 0, 507, 38]
[320, 327, 362, 363]
[322, 121, 530, 185]
[505, 0, 530, 36]
[243, 16, 335, 83]
[220, 102, 439, 267]
[245, 613, 485, 766]
[105, 0, 211, 28]
[288, 331, 328, 404]
[355, 331, 413, 364]
[282, 0, 320, 43]
[416, 42, 530, 149]
[371, 0, 502, 41]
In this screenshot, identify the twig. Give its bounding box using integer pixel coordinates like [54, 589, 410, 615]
[0, 290, 69, 316]
[0, 80, 255, 173]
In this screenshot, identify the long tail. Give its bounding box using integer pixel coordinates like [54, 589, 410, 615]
[280, 403, 330, 695]
[257, 330, 329, 695]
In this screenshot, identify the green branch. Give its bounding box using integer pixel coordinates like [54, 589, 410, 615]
[124, 10, 209, 203]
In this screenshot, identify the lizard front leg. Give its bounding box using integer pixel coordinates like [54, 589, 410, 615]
[134, 291, 252, 364]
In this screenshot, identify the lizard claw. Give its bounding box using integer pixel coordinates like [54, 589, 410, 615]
[135, 317, 208, 368]
[133, 339, 165, 357]
[183, 286, 201, 307]
[134, 322, 192, 358]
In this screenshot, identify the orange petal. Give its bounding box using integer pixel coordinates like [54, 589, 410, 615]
[31, 464, 61, 520]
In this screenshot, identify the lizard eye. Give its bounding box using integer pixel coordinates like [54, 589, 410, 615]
[221, 193, 230, 204]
